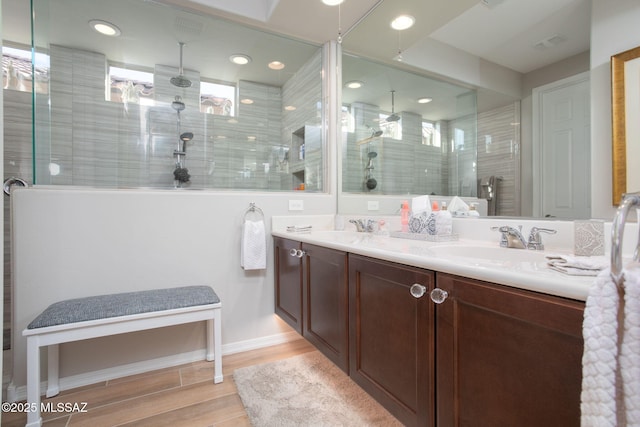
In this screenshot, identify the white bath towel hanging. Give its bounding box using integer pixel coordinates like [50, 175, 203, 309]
[241, 219, 266, 270]
[581, 264, 640, 426]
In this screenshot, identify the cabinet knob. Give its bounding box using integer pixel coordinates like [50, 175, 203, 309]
[410, 284, 427, 298]
[289, 249, 305, 258]
[430, 288, 449, 304]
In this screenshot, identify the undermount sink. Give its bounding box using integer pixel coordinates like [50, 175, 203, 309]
[429, 244, 549, 264]
[307, 230, 367, 244]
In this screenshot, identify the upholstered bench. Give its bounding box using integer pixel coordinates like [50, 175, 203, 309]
[22, 286, 222, 427]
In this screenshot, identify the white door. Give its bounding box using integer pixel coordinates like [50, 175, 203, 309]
[533, 72, 590, 219]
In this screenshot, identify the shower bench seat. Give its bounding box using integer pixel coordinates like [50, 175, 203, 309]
[22, 285, 222, 427]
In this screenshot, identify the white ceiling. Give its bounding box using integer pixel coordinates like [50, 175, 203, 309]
[3, 0, 591, 76]
[1, 0, 591, 118]
[168, 0, 590, 75]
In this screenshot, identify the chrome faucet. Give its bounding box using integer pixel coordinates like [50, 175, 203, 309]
[527, 227, 557, 250]
[493, 226, 527, 249]
[492, 225, 557, 250]
[350, 219, 376, 233]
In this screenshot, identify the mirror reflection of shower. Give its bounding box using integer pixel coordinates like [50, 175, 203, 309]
[171, 95, 192, 187]
[364, 150, 377, 191]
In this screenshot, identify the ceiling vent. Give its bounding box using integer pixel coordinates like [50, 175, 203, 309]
[533, 34, 566, 50]
[480, 0, 505, 9]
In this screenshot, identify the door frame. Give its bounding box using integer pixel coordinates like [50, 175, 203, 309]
[532, 71, 590, 218]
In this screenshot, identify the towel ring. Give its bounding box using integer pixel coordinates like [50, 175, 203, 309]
[610, 192, 640, 286]
[244, 202, 264, 221]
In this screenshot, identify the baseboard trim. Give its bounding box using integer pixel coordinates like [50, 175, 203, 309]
[8, 331, 299, 402]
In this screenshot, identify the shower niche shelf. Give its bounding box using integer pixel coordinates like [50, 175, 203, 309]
[289, 125, 321, 191]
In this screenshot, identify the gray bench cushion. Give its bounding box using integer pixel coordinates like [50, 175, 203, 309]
[27, 286, 220, 329]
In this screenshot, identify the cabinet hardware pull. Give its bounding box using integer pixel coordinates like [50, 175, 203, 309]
[296, 249, 305, 258]
[289, 248, 298, 257]
[430, 288, 449, 304]
[410, 284, 427, 298]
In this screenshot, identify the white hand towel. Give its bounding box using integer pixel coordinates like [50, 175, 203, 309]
[241, 219, 266, 270]
[581, 264, 640, 426]
[546, 254, 608, 276]
[620, 266, 640, 425]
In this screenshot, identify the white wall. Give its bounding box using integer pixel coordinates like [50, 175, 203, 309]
[590, 0, 640, 219]
[9, 187, 335, 397]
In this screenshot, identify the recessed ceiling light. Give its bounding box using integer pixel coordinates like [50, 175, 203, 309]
[268, 61, 285, 70]
[247, 136, 257, 141]
[391, 15, 415, 31]
[345, 80, 363, 89]
[89, 20, 121, 37]
[417, 97, 433, 104]
[240, 98, 254, 104]
[284, 105, 297, 111]
[322, 0, 344, 5]
[229, 54, 251, 65]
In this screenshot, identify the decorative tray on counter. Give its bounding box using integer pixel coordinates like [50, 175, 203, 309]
[390, 231, 459, 242]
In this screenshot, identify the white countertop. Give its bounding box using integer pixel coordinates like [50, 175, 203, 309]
[272, 227, 596, 302]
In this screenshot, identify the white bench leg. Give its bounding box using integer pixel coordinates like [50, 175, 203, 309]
[207, 310, 223, 384]
[206, 319, 214, 362]
[26, 337, 42, 427]
[46, 344, 60, 398]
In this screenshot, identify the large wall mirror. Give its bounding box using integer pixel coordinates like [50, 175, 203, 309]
[611, 45, 640, 204]
[5, 0, 598, 218]
[338, 0, 591, 219]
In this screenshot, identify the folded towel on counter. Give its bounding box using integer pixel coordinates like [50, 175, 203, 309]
[286, 225, 312, 233]
[545, 254, 608, 276]
[581, 264, 640, 425]
[241, 219, 266, 270]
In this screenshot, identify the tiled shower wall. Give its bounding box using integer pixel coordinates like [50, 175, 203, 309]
[341, 101, 519, 213]
[477, 102, 521, 216]
[342, 104, 476, 198]
[34, 45, 323, 191]
[342, 104, 450, 195]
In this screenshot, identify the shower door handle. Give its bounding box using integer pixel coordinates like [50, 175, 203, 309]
[3, 177, 28, 196]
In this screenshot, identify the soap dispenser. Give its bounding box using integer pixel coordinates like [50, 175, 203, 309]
[469, 203, 480, 217]
[400, 201, 410, 232]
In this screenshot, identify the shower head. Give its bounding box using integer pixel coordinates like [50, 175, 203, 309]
[386, 90, 400, 122]
[171, 96, 185, 112]
[367, 151, 378, 159]
[371, 129, 383, 137]
[170, 75, 192, 89]
[170, 42, 192, 88]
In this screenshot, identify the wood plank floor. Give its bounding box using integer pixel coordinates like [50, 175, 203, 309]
[2, 338, 317, 427]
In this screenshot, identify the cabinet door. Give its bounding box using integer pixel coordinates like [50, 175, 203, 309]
[349, 254, 435, 427]
[302, 243, 349, 372]
[274, 237, 302, 334]
[435, 273, 584, 427]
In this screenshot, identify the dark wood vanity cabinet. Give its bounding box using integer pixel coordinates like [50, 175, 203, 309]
[274, 237, 303, 334]
[435, 273, 585, 427]
[301, 243, 349, 372]
[348, 254, 436, 427]
[274, 238, 349, 372]
[275, 239, 586, 427]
